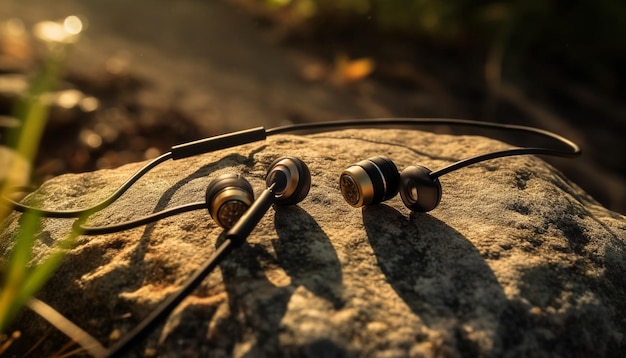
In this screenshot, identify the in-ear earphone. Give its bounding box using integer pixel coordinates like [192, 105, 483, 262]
[266, 156, 311, 205]
[205, 173, 255, 229]
[340, 156, 442, 212]
[398, 165, 442, 212]
[226, 156, 310, 246]
[339, 156, 402, 208]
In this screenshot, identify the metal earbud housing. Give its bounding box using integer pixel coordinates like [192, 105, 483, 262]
[399, 165, 441, 212]
[205, 174, 254, 229]
[266, 156, 311, 205]
[339, 156, 400, 208]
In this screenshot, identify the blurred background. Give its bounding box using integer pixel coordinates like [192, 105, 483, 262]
[1, 0, 625, 213]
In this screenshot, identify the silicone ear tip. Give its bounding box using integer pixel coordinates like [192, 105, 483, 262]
[399, 166, 441, 212]
[266, 157, 311, 206]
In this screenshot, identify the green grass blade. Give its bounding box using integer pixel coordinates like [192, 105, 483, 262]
[0, 211, 42, 331]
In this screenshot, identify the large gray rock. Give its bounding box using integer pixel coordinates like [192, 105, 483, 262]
[2, 129, 625, 357]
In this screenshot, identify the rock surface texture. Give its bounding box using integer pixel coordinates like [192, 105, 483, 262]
[2, 129, 626, 357]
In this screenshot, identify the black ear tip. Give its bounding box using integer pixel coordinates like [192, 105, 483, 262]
[399, 166, 441, 212]
[206, 174, 254, 229]
[266, 156, 311, 205]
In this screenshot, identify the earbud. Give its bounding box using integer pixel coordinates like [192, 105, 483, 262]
[339, 156, 442, 212]
[398, 166, 441, 212]
[339, 156, 400, 207]
[206, 174, 254, 229]
[226, 157, 311, 246]
[266, 156, 311, 205]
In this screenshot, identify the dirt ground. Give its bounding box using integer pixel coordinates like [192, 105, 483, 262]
[2, 0, 625, 214]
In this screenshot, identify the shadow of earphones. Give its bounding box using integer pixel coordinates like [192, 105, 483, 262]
[362, 205, 506, 340]
[217, 239, 293, 356]
[273, 205, 344, 310]
[217, 205, 343, 356]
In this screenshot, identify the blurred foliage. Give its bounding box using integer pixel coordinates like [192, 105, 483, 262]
[0, 17, 83, 337]
[262, 0, 626, 92]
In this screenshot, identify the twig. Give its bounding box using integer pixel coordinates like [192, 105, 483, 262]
[27, 297, 107, 357]
[0, 330, 21, 355]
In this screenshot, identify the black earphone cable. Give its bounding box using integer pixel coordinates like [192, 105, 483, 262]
[1, 152, 173, 218]
[430, 147, 566, 179]
[2, 118, 580, 234]
[75, 202, 207, 235]
[268, 118, 581, 179]
[268, 118, 580, 157]
[1, 118, 583, 242]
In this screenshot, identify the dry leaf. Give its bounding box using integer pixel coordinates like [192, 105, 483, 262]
[332, 53, 375, 86]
